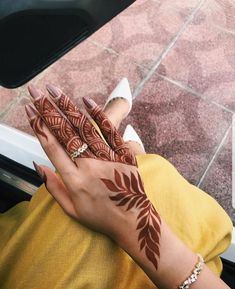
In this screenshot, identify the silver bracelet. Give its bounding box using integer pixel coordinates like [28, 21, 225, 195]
[178, 254, 204, 289]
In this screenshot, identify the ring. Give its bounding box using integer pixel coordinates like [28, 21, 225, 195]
[70, 143, 88, 161]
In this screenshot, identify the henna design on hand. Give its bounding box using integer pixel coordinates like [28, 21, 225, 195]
[25, 104, 48, 140]
[29, 84, 136, 165]
[48, 90, 136, 166]
[50, 92, 116, 161]
[101, 170, 161, 270]
[30, 115, 48, 140]
[33, 96, 93, 157]
[88, 105, 136, 166]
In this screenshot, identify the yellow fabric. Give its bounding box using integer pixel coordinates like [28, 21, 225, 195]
[0, 154, 233, 289]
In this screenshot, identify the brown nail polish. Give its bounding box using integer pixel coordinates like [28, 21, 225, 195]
[25, 104, 38, 118]
[82, 97, 97, 109]
[28, 84, 43, 99]
[33, 161, 47, 184]
[46, 84, 62, 99]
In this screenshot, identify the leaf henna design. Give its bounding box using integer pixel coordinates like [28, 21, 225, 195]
[101, 170, 161, 270]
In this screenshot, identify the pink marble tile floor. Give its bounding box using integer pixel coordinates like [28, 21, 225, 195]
[0, 0, 234, 223]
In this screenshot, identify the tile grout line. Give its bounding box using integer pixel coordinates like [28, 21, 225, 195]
[133, 0, 206, 99]
[157, 73, 235, 114]
[197, 124, 232, 187]
[89, 39, 151, 93]
[90, 39, 149, 71]
[213, 24, 235, 37]
[89, 40, 119, 56]
[0, 90, 25, 121]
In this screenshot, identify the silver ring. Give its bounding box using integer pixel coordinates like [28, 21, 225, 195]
[70, 143, 88, 161]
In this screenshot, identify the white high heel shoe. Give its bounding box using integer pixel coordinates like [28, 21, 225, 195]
[104, 78, 132, 114]
[123, 124, 145, 152]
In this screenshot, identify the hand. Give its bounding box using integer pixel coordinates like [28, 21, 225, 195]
[25, 84, 231, 289]
[25, 84, 162, 270]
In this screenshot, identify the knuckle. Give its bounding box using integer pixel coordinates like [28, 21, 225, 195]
[71, 178, 83, 190]
[66, 174, 83, 192]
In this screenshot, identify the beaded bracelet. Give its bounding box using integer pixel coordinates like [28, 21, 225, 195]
[177, 254, 204, 289]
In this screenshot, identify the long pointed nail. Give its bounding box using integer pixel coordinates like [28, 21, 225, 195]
[25, 104, 38, 118]
[46, 84, 62, 100]
[82, 97, 97, 109]
[33, 161, 47, 184]
[28, 84, 43, 99]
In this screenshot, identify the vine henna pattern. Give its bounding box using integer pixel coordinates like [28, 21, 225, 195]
[101, 169, 161, 270]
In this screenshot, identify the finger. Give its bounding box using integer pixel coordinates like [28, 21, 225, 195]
[28, 84, 93, 159]
[33, 163, 77, 219]
[83, 97, 137, 166]
[25, 103, 78, 187]
[46, 84, 115, 162]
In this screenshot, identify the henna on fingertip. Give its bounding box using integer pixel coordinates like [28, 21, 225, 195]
[83, 97, 136, 166]
[28, 84, 44, 100]
[46, 86, 122, 163]
[46, 84, 63, 102]
[83, 97, 97, 110]
[25, 104, 48, 140]
[32, 94, 91, 158]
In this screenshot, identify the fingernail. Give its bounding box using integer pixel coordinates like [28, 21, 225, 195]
[28, 84, 43, 99]
[25, 104, 38, 118]
[33, 161, 47, 184]
[46, 84, 62, 99]
[82, 97, 97, 109]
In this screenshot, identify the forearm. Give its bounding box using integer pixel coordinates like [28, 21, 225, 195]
[115, 209, 231, 289]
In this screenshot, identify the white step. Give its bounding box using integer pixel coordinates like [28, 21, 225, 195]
[0, 123, 53, 170]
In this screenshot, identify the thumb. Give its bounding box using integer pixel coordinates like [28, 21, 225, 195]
[33, 162, 77, 218]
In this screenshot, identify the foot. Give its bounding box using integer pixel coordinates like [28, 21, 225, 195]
[103, 97, 130, 129]
[123, 124, 145, 153]
[103, 78, 132, 129]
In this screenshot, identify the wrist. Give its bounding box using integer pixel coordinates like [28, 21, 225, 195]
[114, 206, 197, 289]
[156, 221, 198, 288]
